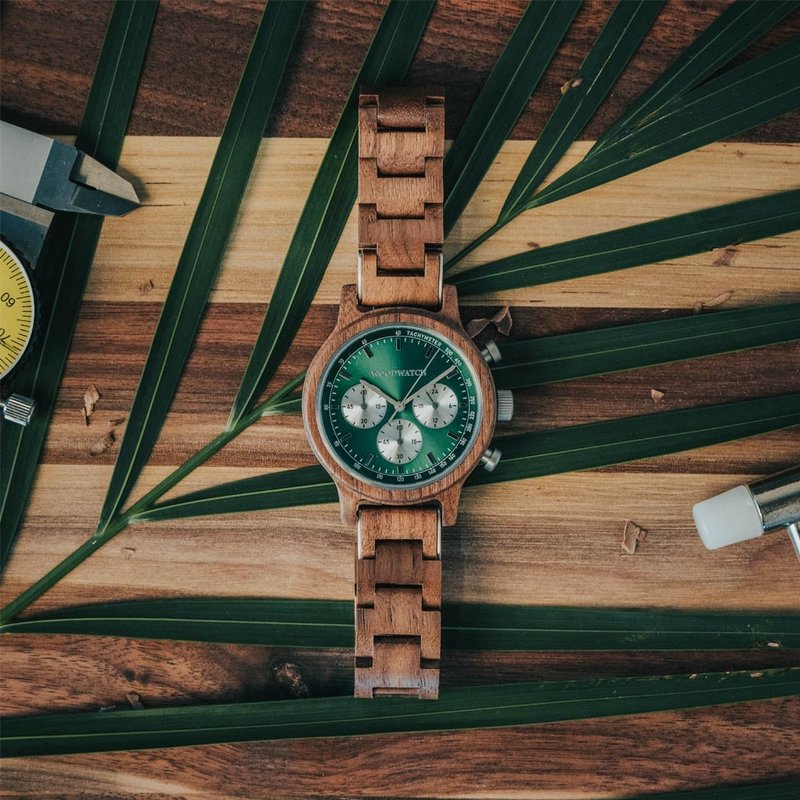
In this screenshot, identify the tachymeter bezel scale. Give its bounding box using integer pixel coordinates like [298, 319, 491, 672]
[315, 323, 483, 489]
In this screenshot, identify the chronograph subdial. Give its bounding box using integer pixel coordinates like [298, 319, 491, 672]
[341, 382, 388, 429]
[376, 419, 423, 465]
[411, 382, 458, 429]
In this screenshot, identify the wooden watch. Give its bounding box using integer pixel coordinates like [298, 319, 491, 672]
[303, 87, 513, 699]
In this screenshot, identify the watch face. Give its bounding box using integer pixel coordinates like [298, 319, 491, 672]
[317, 324, 483, 488]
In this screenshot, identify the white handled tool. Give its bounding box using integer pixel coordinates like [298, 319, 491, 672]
[693, 466, 800, 559]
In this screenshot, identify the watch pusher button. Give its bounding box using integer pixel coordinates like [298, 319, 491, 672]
[496, 389, 513, 422]
[481, 446, 502, 472]
[481, 339, 502, 365]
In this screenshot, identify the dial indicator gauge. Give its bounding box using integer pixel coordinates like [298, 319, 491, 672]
[0, 241, 36, 379]
[317, 324, 482, 489]
[412, 382, 458, 429]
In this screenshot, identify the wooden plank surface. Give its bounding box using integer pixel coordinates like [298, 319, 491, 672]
[2, 1, 800, 797]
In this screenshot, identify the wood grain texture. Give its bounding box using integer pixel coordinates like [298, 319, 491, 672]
[2, 2, 800, 795]
[1, 0, 799, 142]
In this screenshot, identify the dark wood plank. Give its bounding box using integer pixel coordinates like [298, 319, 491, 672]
[1, 0, 798, 141]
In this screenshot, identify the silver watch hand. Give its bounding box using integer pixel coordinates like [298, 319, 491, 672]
[358, 379, 401, 411]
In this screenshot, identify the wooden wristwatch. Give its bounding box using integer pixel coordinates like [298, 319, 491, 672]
[303, 87, 513, 699]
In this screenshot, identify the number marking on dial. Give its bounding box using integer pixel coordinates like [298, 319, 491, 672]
[341, 382, 388, 429]
[412, 382, 458, 429]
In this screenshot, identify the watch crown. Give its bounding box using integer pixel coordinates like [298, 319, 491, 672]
[481, 339, 502, 365]
[481, 446, 502, 472]
[496, 389, 514, 422]
[1, 393, 36, 427]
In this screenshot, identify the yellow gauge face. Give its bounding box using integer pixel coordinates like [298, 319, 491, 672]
[0, 241, 36, 379]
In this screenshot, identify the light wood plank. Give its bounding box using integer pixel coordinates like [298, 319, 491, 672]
[91, 137, 800, 308]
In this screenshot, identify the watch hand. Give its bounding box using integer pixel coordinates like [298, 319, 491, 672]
[385, 357, 436, 424]
[358, 379, 401, 410]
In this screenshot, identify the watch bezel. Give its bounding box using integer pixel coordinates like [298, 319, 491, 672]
[303, 289, 496, 510]
[315, 322, 483, 490]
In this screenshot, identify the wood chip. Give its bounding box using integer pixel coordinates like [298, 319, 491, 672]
[271, 661, 310, 698]
[137, 279, 155, 295]
[693, 290, 733, 314]
[621, 520, 648, 555]
[108, 416, 127, 427]
[712, 246, 738, 267]
[650, 389, 665, 403]
[767, 641, 781, 648]
[89, 430, 115, 456]
[83, 384, 101, 425]
[126, 691, 144, 709]
[466, 305, 513, 338]
[560, 76, 584, 95]
[526, 241, 540, 250]
[123, 547, 136, 559]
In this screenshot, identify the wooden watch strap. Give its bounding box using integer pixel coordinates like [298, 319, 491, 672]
[355, 505, 441, 699]
[358, 87, 444, 308]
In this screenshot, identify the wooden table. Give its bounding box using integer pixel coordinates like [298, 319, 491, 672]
[2, 1, 799, 796]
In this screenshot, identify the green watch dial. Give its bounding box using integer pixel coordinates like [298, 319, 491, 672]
[317, 324, 483, 488]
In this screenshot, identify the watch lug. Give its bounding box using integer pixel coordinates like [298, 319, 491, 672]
[336, 483, 359, 526]
[437, 483, 462, 527]
[439, 284, 462, 325]
[337, 285, 363, 326]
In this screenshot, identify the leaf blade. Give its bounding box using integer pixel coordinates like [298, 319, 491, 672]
[95, 0, 306, 531]
[226, 0, 435, 427]
[529, 39, 800, 210]
[2, 668, 797, 757]
[443, 0, 581, 235]
[0, 0, 158, 568]
[499, 0, 665, 220]
[5, 598, 799, 652]
[492, 303, 800, 389]
[134, 393, 800, 522]
[451, 189, 800, 295]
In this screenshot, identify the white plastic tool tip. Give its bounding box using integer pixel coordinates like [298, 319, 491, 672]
[692, 485, 764, 550]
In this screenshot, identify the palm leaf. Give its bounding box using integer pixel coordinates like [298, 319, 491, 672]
[0, 0, 158, 569]
[94, 0, 306, 533]
[5, 598, 798, 652]
[3, 668, 797, 757]
[528, 39, 800, 210]
[593, 0, 800, 157]
[498, 0, 665, 222]
[134, 393, 800, 522]
[492, 303, 800, 389]
[627, 781, 800, 800]
[443, 0, 580, 235]
[226, 0, 435, 428]
[451, 189, 800, 294]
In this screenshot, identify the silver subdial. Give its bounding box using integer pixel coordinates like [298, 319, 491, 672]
[376, 419, 423, 465]
[341, 382, 388, 429]
[411, 382, 458, 429]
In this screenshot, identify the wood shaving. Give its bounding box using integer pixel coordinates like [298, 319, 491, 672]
[650, 389, 665, 403]
[137, 279, 155, 295]
[271, 661, 310, 698]
[89, 430, 115, 456]
[560, 76, 584, 95]
[693, 290, 733, 314]
[621, 520, 648, 555]
[466, 306, 513, 338]
[750, 672, 764, 678]
[126, 692, 144, 709]
[109, 416, 127, 427]
[712, 247, 738, 267]
[767, 641, 781, 648]
[83, 384, 101, 425]
[123, 547, 136, 559]
[527, 241, 540, 250]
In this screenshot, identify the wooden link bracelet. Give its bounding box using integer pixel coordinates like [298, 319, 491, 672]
[358, 86, 444, 308]
[355, 505, 441, 699]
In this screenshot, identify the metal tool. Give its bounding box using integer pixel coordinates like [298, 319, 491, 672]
[693, 465, 800, 560]
[0, 120, 140, 425]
